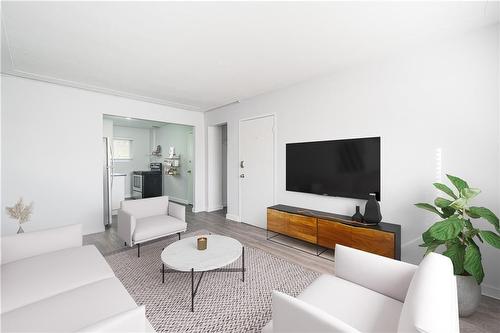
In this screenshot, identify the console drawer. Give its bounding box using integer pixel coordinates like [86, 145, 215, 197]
[317, 219, 353, 248]
[267, 209, 288, 234]
[288, 213, 317, 243]
[351, 228, 395, 258]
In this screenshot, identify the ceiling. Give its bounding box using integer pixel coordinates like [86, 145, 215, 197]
[2, 2, 499, 112]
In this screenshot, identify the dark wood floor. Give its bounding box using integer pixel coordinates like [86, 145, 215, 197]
[84, 206, 500, 333]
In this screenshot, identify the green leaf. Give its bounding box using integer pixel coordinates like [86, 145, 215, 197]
[415, 203, 445, 218]
[435, 197, 453, 208]
[450, 197, 467, 210]
[423, 241, 443, 256]
[464, 243, 484, 284]
[465, 209, 481, 219]
[461, 188, 481, 200]
[429, 217, 465, 241]
[463, 219, 474, 230]
[469, 207, 500, 232]
[422, 229, 434, 244]
[443, 243, 465, 275]
[479, 230, 500, 249]
[433, 182, 457, 199]
[442, 206, 457, 218]
[446, 174, 469, 193]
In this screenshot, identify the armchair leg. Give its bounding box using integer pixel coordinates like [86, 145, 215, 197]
[124, 242, 127, 246]
[178, 232, 181, 240]
[137, 243, 141, 257]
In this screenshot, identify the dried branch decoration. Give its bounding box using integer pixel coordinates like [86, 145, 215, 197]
[6, 198, 34, 224]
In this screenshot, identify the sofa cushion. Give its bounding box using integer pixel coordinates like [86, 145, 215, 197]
[77, 306, 146, 332]
[121, 196, 169, 219]
[297, 274, 403, 333]
[133, 215, 187, 242]
[1, 224, 82, 265]
[335, 244, 417, 303]
[272, 290, 361, 333]
[1, 277, 138, 332]
[397, 252, 458, 333]
[1, 245, 114, 313]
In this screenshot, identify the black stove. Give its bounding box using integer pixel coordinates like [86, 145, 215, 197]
[132, 163, 163, 199]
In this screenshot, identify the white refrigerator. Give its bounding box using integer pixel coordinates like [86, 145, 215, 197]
[103, 137, 114, 226]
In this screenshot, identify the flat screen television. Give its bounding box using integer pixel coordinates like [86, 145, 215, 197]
[286, 137, 380, 201]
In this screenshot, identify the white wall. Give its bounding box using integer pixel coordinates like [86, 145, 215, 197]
[102, 118, 113, 138]
[206, 25, 500, 297]
[1, 75, 206, 235]
[112, 125, 151, 197]
[157, 123, 194, 204]
[207, 126, 223, 211]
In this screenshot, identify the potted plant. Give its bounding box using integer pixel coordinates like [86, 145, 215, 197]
[415, 174, 499, 317]
[5, 197, 34, 234]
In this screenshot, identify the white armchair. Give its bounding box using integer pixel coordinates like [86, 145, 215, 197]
[263, 245, 458, 333]
[118, 196, 187, 257]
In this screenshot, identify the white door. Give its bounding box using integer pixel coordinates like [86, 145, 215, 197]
[186, 130, 194, 205]
[239, 115, 275, 228]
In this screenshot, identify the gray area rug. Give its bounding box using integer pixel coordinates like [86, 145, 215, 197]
[105, 230, 321, 332]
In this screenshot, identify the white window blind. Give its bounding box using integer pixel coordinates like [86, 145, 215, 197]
[113, 138, 133, 160]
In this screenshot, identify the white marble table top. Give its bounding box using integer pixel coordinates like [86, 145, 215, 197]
[161, 235, 243, 272]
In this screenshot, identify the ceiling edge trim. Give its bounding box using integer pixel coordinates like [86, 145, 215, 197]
[203, 100, 240, 112]
[1, 15, 15, 71]
[1, 69, 204, 112]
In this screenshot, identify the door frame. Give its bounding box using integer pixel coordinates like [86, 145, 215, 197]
[238, 114, 276, 224]
[186, 129, 195, 205]
[206, 123, 228, 212]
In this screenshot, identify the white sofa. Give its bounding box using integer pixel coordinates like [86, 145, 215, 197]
[1, 224, 154, 332]
[118, 196, 187, 257]
[263, 245, 458, 333]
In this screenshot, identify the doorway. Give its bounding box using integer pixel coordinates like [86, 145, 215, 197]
[239, 115, 275, 228]
[102, 115, 195, 227]
[207, 123, 228, 212]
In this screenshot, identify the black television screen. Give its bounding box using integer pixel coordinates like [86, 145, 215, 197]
[286, 137, 380, 201]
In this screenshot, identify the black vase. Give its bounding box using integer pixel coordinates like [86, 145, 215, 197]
[364, 193, 382, 223]
[351, 205, 363, 222]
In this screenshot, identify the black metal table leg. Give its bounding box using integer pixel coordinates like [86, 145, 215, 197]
[162, 263, 165, 283]
[242, 246, 245, 282]
[191, 268, 194, 312]
[190, 269, 206, 312]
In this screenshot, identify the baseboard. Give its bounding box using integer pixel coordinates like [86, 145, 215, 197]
[168, 196, 189, 205]
[482, 283, 500, 300]
[207, 205, 223, 212]
[192, 206, 204, 213]
[226, 214, 241, 222]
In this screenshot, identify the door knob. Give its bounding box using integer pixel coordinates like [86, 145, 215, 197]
[240, 174, 245, 178]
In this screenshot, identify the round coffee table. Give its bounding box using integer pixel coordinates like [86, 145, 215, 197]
[161, 234, 245, 311]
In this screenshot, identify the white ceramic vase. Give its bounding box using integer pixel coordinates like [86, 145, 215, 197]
[456, 275, 481, 317]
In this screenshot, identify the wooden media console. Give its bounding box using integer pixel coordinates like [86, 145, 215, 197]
[267, 204, 401, 260]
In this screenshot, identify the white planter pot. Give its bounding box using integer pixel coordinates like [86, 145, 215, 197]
[456, 275, 481, 317]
